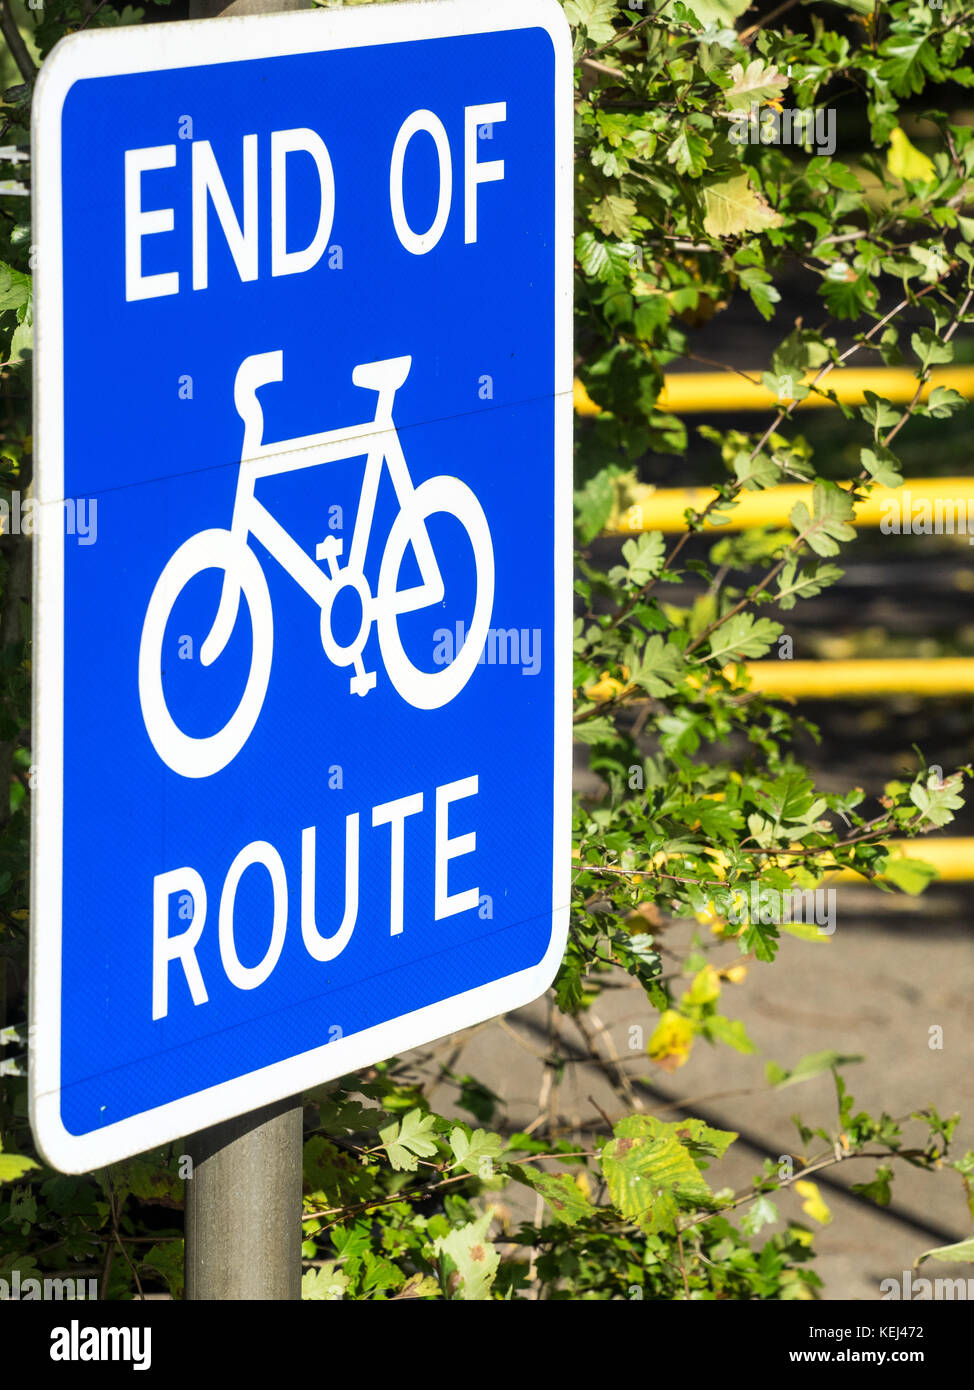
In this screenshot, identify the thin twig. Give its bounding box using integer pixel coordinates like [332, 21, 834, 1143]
[0, 0, 35, 85]
[740, 0, 804, 45]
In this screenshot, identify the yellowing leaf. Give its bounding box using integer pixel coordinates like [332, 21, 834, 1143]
[781, 920, 832, 944]
[719, 964, 748, 984]
[516, 1168, 594, 1226]
[726, 59, 788, 111]
[434, 1210, 499, 1300]
[887, 127, 936, 183]
[584, 666, 634, 702]
[794, 1179, 832, 1226]
[302, 1263, 349, 1301]
[683, 964, 721, 1007]
[702, 174, 783, 237]
[589, 194, 637, 240]
[0, 1137, 39, 1184]
[601, 1118, 712, 1235]
[647, 1010, 694, 1070]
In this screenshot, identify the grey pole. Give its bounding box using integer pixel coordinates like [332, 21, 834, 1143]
[182, 0, 311, 1302]
[185, 1096, 304, 1300]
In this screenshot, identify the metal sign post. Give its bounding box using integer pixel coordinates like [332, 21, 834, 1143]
[185, 1096, 303, 1300]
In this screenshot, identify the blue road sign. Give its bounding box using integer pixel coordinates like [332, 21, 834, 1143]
[31, 0, 572, 1171]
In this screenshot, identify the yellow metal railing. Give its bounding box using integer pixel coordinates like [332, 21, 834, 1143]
[742, 658, 974, 698]
[830, 839, 973, 883]
[611, 477, 974, 533]
[574, 366, 974, 416]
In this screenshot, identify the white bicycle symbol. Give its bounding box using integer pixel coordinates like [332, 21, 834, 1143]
[138, 351, 495, 779]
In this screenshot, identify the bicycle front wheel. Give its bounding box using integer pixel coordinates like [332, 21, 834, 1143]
[377, 476, 494, 710]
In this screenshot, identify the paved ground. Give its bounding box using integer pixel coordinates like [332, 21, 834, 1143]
[402, 882, 974, 1301]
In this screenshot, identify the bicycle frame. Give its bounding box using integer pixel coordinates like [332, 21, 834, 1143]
[200, 352, 443, 673]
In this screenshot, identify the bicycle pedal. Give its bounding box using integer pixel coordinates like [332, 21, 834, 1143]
[349, 670, 377, 697]
[316, 536, 343, 569]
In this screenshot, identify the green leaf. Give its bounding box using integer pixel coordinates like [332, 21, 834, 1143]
[575, 231, 611, 281]
[776, 558, 843, 610]
[706, 612, 782, 663]
[879, 34, 942, 97]
[734, 449, 781, 491]
[925, 386, 967, 419]
[789, 480, 856, 557]
[878, 856, 937, 894]
[449, 1126, 505, 1176]
[911, 327, 954, 370]
[379, 1108, 439, 1172]
[621, 530, 666, 584]
[589, 194, 637, 240]
[861, 445, 903, 489]
[515, 1168, 595, 1226]
[0, 263, 31, 319]
[141, 1241, 185, 1300]
[629, 633, 685, 696]
[821, 265, 877, 320]
[316, 1096, 389, 1135]
[705, 1015, 756, 1053]
[669, 0, 749, 25]
[860, 390, 901, 431]
[702, 174, 783, 237]
[683, 797, 743, 841]
[575, 467, 616, 543]
[916, 1237, 974, 1267]
[740, 1195, 778, 1235]
[908, 775, 964, 829]
[572, 714, 625, 745]
[667, 124, 711, 178]
[759, 769, 817, 822]
[738, 264, 781, 320]
[564, 0, 618, 43]
[434, 1210, 500, 1300]
[766, 1049, 863, 1089]
[633, 293, 672, 339]
[851, 1166, 893, 1208]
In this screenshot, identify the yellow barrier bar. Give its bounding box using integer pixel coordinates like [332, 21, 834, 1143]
[570, 839, 974, 879]
[742, 658, 974, 698]
[831, 839, 973, 882]
[613, 477, 974, 533]
[574, 366, 974, 416]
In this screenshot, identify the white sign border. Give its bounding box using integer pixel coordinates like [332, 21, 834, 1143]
[31, 0, 573, 1172]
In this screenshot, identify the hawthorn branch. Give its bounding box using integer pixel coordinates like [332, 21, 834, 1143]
[582, 8, 663, 62]
[739, 0, 805, 45]
[0, 0, 35, 85]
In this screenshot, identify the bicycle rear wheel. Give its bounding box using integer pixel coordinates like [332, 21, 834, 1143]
[138, 529, 273, 778]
